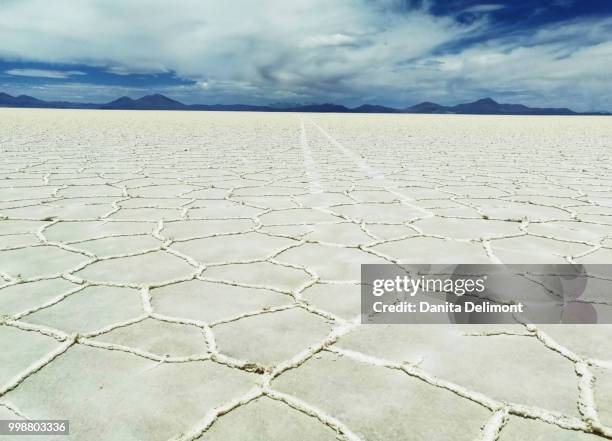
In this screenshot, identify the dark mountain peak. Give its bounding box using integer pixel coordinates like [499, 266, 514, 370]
[405, 101, 448, 113]
[401, 97, 587, 115]
[100, 96, 137, 109]
[472, 97, 498, 105]
[268, 101, 310, 109]
[137, 94, 183, 105]
[15, 95, 45, 105]
[352, 104, 398, 113]
[107, 96, 134, 104]
[102, 94, 186, 109]
[450, 97, 579, 115]
[0, 92, 46, 107]
[287, 103, 350, 112]
[452, 97, 507, 113]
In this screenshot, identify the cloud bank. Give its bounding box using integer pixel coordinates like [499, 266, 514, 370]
[0, 0, 610, 110]
[5, 68, 85, 79]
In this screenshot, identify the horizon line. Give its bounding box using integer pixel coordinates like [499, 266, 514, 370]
[0, 91, 610, 115]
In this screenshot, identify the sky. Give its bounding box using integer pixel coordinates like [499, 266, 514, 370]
[0, 0, 611, 110]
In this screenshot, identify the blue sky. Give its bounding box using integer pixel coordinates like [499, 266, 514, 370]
[0, 0, 611, 110]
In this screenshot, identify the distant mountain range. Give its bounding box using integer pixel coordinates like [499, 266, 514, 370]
[0, 92, 608, 115]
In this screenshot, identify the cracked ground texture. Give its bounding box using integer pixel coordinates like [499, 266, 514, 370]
[0, 108, 611, 441]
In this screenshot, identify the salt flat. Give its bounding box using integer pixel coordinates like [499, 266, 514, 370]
[0, 108, 611, 440]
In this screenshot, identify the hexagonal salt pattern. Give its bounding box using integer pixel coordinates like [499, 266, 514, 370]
[195, 397, 340, 441]
[1, 109, 612, 440]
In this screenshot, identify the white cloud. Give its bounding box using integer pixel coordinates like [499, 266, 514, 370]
[462, 4, 505, 14]
[300, 34, 357, 48]
[105, 66, 132, 76]
[5, 68, 86, 79]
